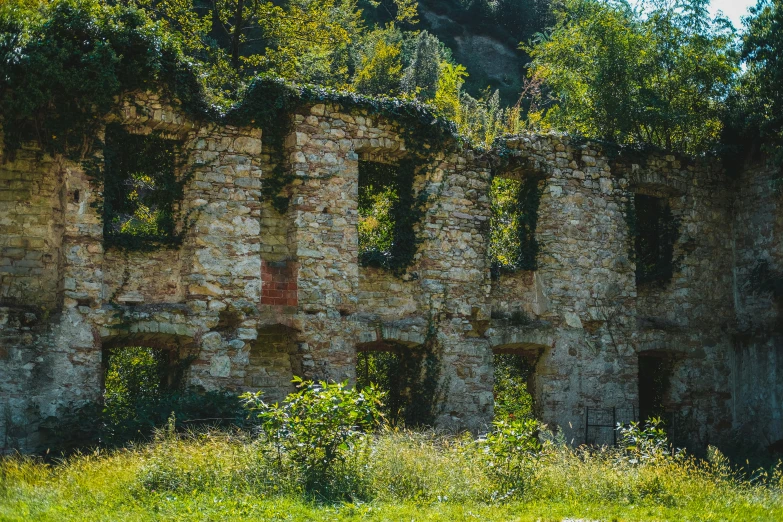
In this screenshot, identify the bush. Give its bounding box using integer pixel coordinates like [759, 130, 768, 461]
[480, 418, 543, 498]
[242, 377, 384, 499]
[617, 417, 677, 465]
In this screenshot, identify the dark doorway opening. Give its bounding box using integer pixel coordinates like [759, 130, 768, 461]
[493, 353, 537, 421]
[356, 341, 436, 427]
[101, 345, 187, 442]
[638, 351, 674, 423]
[98, 338, 242, 446]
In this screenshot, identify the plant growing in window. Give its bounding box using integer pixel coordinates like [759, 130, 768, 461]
[103, 125, 186, 249]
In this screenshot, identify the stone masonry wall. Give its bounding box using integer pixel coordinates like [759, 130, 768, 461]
[731, 161, 783, 450]
[0, 146, 63, 310]
[614, 153, 736, 448]
[0, 90, 773, 453]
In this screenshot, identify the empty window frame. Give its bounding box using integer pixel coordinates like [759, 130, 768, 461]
[103, 125, 183, 247]
[633, 194, 678, 284]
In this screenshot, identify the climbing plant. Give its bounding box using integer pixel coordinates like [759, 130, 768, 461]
[0, 0, 210, 160]
[356, 339, 443, 427]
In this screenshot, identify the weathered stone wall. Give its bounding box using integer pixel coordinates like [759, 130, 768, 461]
[731, 161, 783, 450]
[614, 152, 736, 447]
[488, 135, 637, 444]
[0, 147, 63, 310]
[1, 90, 778, 453]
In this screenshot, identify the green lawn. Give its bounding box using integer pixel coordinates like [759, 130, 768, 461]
[2, 429, 781, 521]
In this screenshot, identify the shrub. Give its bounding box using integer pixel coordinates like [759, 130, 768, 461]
[616, 417, 676, 465]
[242, 377, 384, 499]
[480, 418, 543, 498]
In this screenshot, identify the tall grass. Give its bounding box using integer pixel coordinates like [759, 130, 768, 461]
[2, 426, 782, 521]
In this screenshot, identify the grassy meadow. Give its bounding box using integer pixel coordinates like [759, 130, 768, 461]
[2, 427, 782, 522]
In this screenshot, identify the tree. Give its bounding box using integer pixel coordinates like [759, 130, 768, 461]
[401, 30, 441, 100]
[733, 0, 783, 168]
[353, 25, 405, 95]
[525, 0, 738, 153]
[115, 0, 361, 101]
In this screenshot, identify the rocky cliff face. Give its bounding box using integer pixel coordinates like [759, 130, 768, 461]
[418, 0, 552, 104]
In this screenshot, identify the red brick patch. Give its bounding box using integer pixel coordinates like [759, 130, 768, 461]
[261, 260, 298, 306]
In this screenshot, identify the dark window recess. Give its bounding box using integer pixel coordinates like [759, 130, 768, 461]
[103, 125, 183, 248]
[634, 194, 678, 284]
[357, 160, 420, 271]
[356, 344, 415, 427]
[638, 352, 674, 423]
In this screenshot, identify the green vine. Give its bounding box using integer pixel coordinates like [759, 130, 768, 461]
[225, 76, 460, 219]
[0, 1, 211, 161]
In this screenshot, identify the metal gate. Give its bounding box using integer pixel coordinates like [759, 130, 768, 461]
[584, 406, 636, 446]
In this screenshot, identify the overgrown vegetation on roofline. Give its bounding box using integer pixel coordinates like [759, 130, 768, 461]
[3, 0, 783, 165]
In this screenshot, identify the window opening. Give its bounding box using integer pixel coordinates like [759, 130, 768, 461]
[358, 161, 400, 266]
[489, 176, 542, 275]
[102, 346, 180, 439]
[493, 353, 536, 421]
[103, 124, 184, 248]
[357, 160, 421, 272]
[633, 194, 678, 284]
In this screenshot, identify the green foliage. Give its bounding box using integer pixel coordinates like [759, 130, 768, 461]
[725, 0, 783, 175]
[0, 0, 209, 158]
[103, 347, 167, 426]
[493, 353, 535, 422]
[353, 26, 405, 96]
[617, 417, 677, 465]
[355, 343, 442, 427]
[241, 378, 383, 497]
[98, 346, 245, 446]
[8, 421, 783, 520]
[526, 0, 738, 154]
[401, 30, 441, 100]
[481, 418, 543, 497]
[489, 175, 543, 273]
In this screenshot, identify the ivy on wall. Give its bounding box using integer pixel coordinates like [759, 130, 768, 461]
[0, 1, 210, 160]
[225, 76, 461, 218]
[356, 340, 443, 427]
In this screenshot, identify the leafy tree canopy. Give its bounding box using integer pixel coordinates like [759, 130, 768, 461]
[525, 0, 739, 154]
[725, 0, 783, 171]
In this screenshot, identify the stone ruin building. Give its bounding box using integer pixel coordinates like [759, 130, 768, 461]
[1, 89, 781, 454]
